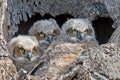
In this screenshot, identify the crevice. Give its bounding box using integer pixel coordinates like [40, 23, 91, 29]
[15, 13, 42, 36]
[55, 14, 74, 27]
[14, 13, 74, 36]
[92, 17, 115, 44]
[14, 14, 115, 45]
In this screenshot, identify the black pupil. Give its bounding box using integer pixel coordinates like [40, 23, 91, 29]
[53, 31, 56, 35]
[33, 47, 35, 51]
[20, 48, 25, 52]
[40, 32, 45, 36]
[85, 29, 88, 32]
[73, 29, 78, 32]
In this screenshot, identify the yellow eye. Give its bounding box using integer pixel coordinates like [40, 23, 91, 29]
[67, 28, 72, 33]
[72, 29, 78, 34]
[32, 47, 36, 53]
[85, 29, 88, 33]
[39, 32, 45, 37]
[52, 31, 56, 36]
[19, 48, 25, 54]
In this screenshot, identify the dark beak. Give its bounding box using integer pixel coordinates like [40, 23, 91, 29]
[25, 52, 33, 60]
[76, 32, 85, 41]
[45, 35, 54, 44]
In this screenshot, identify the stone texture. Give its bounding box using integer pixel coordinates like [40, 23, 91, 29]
[7, 0, 109, 37]
[0, 58, 17, 80]
[1, 0, 120, 79]
[79, 43, 120, 79]
[33, 43, 120, 80]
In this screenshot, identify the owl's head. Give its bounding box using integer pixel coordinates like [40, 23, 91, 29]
[8, 35, 40, 62]
[61, 18, 96, 43]
[29, 18, 61, 45]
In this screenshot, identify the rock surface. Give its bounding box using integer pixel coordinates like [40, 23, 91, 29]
[1, 0, 120, 79]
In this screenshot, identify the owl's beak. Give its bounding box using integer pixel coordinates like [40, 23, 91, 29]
[45, 35, 54, 44]
[76, 32, 85, 41]
[25, 52, 33, 61]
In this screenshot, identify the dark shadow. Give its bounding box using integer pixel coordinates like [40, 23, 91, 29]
[15, 13, 42, 36]
[15, 13, 74, 36]
[14, 14, 114, 45]
[92, 17, 115, 44]
[55, 14, 74, 27]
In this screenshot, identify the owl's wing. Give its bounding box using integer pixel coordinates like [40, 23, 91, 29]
[33, 42, 96, 79]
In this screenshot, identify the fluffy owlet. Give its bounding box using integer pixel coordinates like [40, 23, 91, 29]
[45, 18, 98, 53]
[29, 18, 61, 52]
[43, 19, 98, 79]
[8, 35, 40, 73]
[61, 18, 97, 43]
[34, 42, 95, 79]
[33, 19, 98, 79]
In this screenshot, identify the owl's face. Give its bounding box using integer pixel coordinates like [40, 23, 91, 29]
[13, 44, 39, 62]
[29, 19, 61, 45]
[35, 28, 60, 44]
[9, 36, 40, 62]
[62, 19, 95, 43]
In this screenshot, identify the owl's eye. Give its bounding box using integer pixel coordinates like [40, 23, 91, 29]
[39, 32, 45, 38]
[32, 46, 39, 55]
[32, 47, 36, 53]
[67, 28, 72, 33]
[52, 31, 56, 36]
[19, 48, 25, 54]
[52, 29, 60, 36]
[72, 29, 78, 34]
[84, 29, 88, 33]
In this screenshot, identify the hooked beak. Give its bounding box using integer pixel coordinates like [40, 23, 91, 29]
[25, 52, 33, 61]
[45, 35, 54, 44]
[76, 32, 85, 41]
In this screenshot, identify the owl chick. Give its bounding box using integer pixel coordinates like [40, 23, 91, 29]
[39, 42, 94, 80]
[32, 18, 98, 79]
[61, 18, 97, 43]
[45, 18, 98, 53]
[29, 18, 61, 52]
[8, 35, 40, 72]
